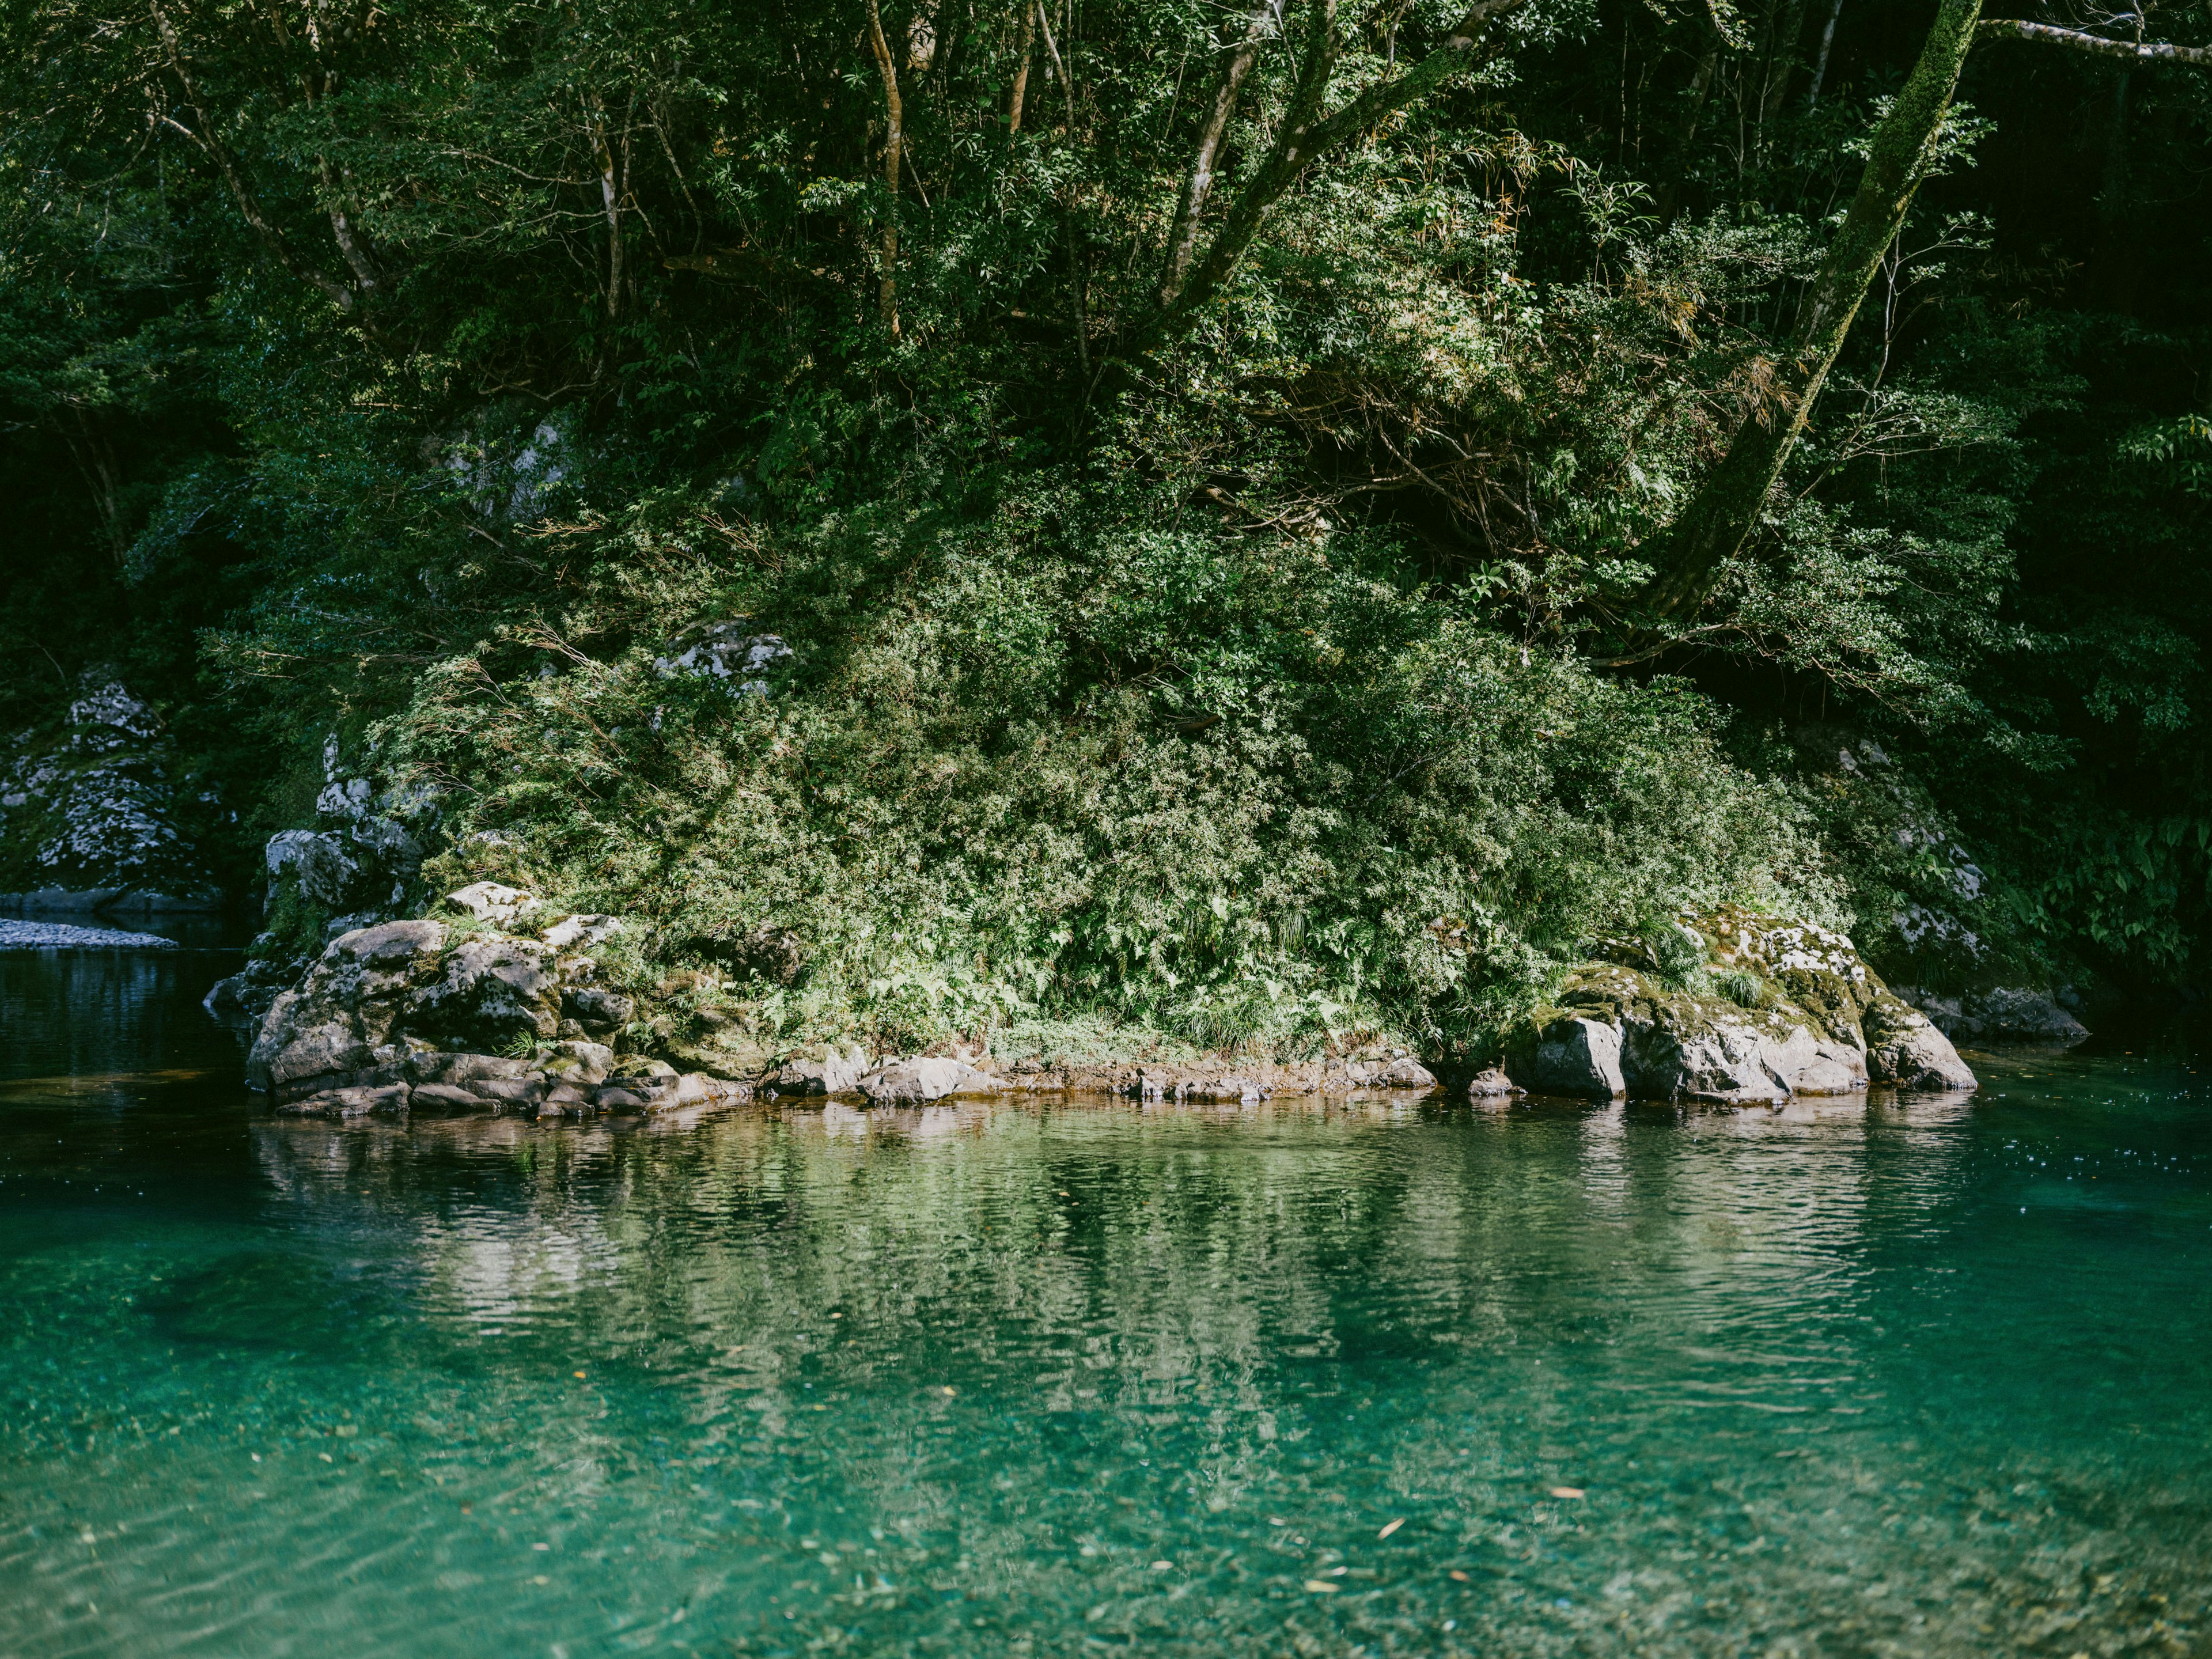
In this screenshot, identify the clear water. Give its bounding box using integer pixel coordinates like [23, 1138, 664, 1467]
[3, 948, 2210, 1658]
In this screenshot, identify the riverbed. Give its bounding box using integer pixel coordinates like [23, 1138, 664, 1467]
[2, 945, 2207, 1656]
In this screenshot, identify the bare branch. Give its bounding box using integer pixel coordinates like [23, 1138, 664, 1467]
[1975, 18, 2212, 67]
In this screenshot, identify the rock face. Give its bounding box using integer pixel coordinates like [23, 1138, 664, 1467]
[1502, 910, 1976, 1102]
[244, 915, 745, 1119]
[1893, 985, 2089, 1047]
[0, 672, 224, 914]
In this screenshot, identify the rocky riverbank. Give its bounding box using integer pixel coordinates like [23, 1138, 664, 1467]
[225, 886, 1992, 1122]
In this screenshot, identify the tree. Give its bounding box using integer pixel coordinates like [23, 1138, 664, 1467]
[1641, 0, 2212, 619]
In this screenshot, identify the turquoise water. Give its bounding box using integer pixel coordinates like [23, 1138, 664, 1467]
[3, 949, 2210, 1657]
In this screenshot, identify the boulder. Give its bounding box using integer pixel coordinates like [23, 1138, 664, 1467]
[446, 881, 541, 926]
[407, 1082, 483, 1114]
[653, 622, 792, 693]
[402, 936, 560, 1048]
[541, 912, 623, 950]
[278, 1082, 410, 1119]
[0, 673, 225, 913]
[1465, 1067, 1522, 1097]
[1862, 995, 1979, 1090]
[1507, 1014, 1628, 1099]
[540, 1039, 614, 1087]
[1500, 908, 1976, 1103]
[247, 920, 449, 1095]
[771, 1047, 872, 1095]
[1893, 984, 2089, 1047]
[1368, 1056, 1438, 1089]
[856, 1056, 987, 1105]
[407, 1050, 529, 1086]
[563, 986, 635, 1032]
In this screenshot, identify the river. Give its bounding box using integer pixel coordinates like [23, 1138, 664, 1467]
[2, 942, 2208, 1656]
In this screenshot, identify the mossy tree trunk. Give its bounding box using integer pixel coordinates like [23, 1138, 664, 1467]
[1639, 0, 1984, 620]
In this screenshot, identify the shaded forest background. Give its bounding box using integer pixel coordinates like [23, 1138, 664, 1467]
[2, 0, 2208, 1055]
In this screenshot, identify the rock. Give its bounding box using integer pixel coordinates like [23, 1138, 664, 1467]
[469, 1077, 548, 1107]
[446, 881, 541, 926]
[1465, 1067, 1523, 1097]
[1862, 994, 1978, 1090]
[278, 1082, 410, 1119]
[407, 1050, 529, 1086]
[247, 919, 449, 1094]
[0, 672, 225, 912]
[594, 1087, 649, 1110]
[653, 622, 792, 693]
[857, 1056, 973, 1104]
[772, 1047, 872, 1095]
[402, 936, 560, 1048]
[540, 1039, 614, 1087]
[563, 986, 635, 1031]
[1368, 1056, 1437, 1089]
[407, 1082, 484, 1113]
[544, 1081, 592, 1110]
[541, 912, 623, 950]
[1501, 909, 1976, 1102]
[1508, 1014, 1628, 1099]
[668, 1073, 734, 1108]
[1895, 984, 2089, 1047]
[267, 830, 361, 910]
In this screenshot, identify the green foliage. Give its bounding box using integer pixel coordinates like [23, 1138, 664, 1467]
[2, 0, 2209, 1035]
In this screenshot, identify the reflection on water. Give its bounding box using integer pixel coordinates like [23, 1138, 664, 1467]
[1, 952, 2209, 1657]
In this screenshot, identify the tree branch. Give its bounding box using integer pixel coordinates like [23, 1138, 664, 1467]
[1159, 1, 1278, 307]
[147, 0, 359, 310]
[1152, 0, 1529, 343]
[1975, 18, 2212, 67]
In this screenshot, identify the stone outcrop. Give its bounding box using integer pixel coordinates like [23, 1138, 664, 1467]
[1501, 909, 1976, 1102]
[244, 912, 743, 1120]
[206, 736, 443, 1026]
[1892, 984, 2089, 1047]
[0, 672, 224, 915]
[230, 889, 1464, 1126]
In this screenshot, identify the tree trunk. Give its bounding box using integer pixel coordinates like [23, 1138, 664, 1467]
[1640, 0, 1984, 619]
[1159, 2, 1277, 307]
[1805, 0, 1844, 105]
[1007, 1, 1035, 132]
[1758, 0, 1808, 135]
[583, 93, 624, 323]
[863, 0, 904, 332]
[2089, 69, 2136, 310]
[1033, 1, 1089, 372]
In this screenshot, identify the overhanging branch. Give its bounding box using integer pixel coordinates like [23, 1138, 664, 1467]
[1975, 18, 2212, 67]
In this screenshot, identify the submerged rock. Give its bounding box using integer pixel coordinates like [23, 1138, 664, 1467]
[1501, 908, 1976, 1102]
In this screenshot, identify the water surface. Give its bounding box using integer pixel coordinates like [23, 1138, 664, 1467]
[3, 948, 2209, 1657]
